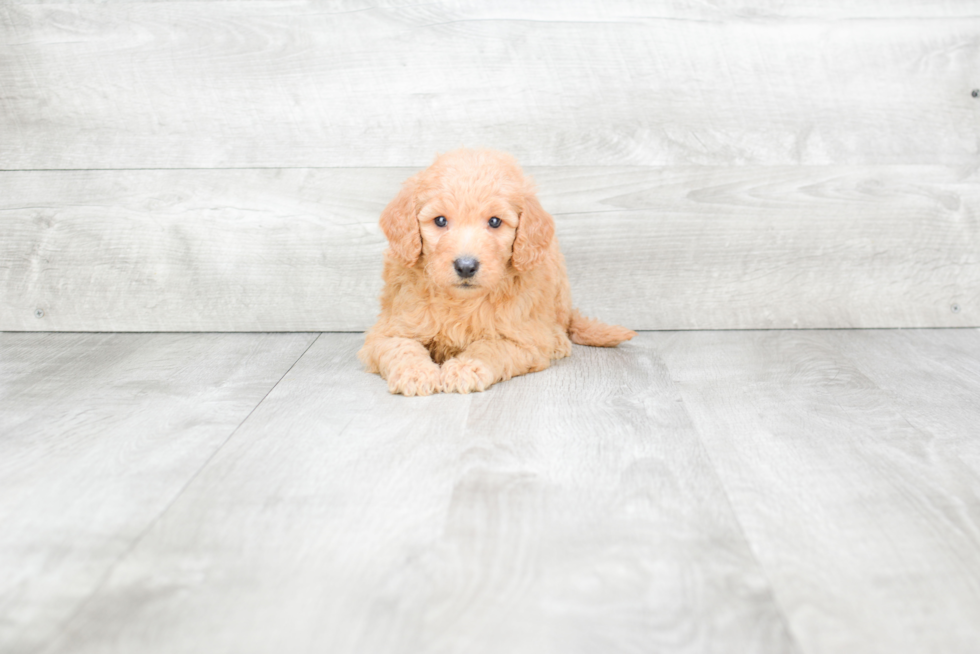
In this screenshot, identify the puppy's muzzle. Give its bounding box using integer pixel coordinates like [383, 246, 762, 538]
[453, 257, 479, 279]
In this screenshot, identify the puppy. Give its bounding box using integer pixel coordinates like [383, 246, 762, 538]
[359, 149, 635, 395]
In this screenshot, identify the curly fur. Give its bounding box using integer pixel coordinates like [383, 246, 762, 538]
[359, 149, 635, 395]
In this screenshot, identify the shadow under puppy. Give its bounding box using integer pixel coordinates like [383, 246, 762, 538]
[359, 149, 635, 395]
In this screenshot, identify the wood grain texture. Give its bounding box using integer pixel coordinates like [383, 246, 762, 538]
[828, 328, 980, 474]
[4, 331, 979, 653]
[0, 332, 316, 654]
[1, 2, 977, 169]
[654, 329, 980, 654]
[38, 333, 795, 654]
[0, 168, 397, 331]
[2, 165, 976, 331]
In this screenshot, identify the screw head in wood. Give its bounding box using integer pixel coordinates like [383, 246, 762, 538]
[34, 308, 44, 318]
[951, 303, 961, 313]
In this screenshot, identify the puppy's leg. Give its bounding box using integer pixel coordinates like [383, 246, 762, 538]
[359, 336, 441, 396]
[440, 339, 549, 394]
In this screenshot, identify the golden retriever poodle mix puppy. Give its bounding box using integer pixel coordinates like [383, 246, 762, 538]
[359, 149, 635, 396]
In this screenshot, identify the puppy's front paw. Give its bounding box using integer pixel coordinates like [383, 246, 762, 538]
[440, 358, 495, 394]
[386, 363, 441, 397]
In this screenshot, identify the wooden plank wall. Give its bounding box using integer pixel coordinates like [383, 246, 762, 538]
[1, 1, 978, 331]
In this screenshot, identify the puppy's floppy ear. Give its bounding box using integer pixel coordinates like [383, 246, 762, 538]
[379, 176, 422, 267]
[512, 193, 555, 272]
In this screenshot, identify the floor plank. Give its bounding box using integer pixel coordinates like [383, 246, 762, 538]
[829, 329, 980, 470]
[39, 334, 795, 654]
[654, 329, 980, 654]
[0, 332, 317, 654]
[5, 330, 979, 653]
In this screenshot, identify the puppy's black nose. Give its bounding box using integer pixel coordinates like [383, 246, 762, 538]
[453, 257, 479, 279]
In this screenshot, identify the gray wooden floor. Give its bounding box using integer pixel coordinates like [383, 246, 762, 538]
[1, 330, 978, 654]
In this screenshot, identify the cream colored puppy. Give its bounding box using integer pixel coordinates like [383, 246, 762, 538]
[359, 149, 635, 395]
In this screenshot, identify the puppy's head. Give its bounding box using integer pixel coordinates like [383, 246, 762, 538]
[379, 149, 554, 294]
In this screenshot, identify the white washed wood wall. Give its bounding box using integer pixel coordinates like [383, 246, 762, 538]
[1, 1, 978, 331]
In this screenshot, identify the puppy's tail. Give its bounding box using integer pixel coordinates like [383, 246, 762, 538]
[568, 309, 637, 347]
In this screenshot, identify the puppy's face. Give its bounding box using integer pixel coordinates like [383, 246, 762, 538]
[379, 149, 555, 293]
[417, 193, 518, 294]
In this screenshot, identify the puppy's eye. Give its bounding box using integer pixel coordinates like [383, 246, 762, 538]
[488, 216, 502, 228]
[434, 216, 447, 228]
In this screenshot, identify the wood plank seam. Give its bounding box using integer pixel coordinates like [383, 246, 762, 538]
[663, 355, 806, 653]
[33, 333, 324, 653]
